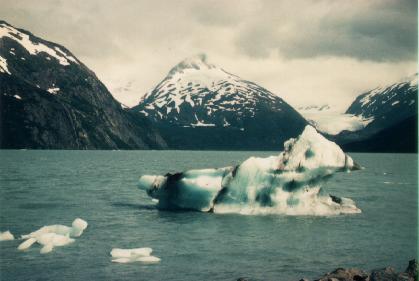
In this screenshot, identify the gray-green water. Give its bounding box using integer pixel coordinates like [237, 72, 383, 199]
[0, 151, 417, 281]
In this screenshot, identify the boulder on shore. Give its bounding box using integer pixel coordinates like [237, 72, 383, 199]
[310, 259, 417, 281]
[236, 259, 418, 281]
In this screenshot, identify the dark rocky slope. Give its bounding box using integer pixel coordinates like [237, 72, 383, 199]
[0, 20, 167, 149]
[335, 74, 417, 152]
[341, 115, 418, 153]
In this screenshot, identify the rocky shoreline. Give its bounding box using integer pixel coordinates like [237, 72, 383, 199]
[236, 259, 417, 281]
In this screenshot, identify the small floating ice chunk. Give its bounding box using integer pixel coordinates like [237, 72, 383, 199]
[112, 255, 161, 264]
[111, 247, 160, 264]
[47, 87, 60, 95]
[18, 218, 87, 254]
[0, 230, 15, 241]
[111, 247, 153, 258]
[13, 95, 22, 100]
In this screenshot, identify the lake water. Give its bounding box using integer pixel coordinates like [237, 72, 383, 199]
[0, 151, 417, 281]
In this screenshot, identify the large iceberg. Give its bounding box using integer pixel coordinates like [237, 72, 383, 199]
[138, 126, 362, 215]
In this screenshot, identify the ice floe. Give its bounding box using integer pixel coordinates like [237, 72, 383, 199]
[111, 247, 161, 264]
[17, 218, 88, 254]
[47, 87, 60, 95]
[0, 231, 15, 241]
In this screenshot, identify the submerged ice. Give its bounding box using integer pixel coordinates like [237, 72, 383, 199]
[138, 126, 362, 215]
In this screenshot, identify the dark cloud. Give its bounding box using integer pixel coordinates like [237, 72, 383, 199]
[0, 0, 416, 108]
[234, 0, 417, 61]
[1, 0, 416, 62]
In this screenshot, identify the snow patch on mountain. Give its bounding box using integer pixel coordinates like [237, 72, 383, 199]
[0, 56, 11, 74]
[357, 73, 417, 117]
[0, 22, 78, 66]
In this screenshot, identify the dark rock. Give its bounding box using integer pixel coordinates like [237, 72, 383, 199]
[314, 267, 369, 281]
[405, 259, 418, 281]
[299, 260, 417, 281]
[370, 266, 399, 281]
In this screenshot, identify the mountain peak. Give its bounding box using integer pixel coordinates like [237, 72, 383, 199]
[168, 53, 215, 75]
[0, 21, 79, 67]
[402, 72, 418, 86]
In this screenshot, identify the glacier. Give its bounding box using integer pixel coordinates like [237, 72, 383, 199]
[138, 126, 362, 215]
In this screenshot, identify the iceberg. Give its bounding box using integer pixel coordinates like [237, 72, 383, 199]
[18, 218, 88, 254]
[138, 126, 362, 215]
[111, 247, 161, 264]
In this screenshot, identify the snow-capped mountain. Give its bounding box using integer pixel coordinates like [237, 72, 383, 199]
[132, 54, 308, 149]
[0, 20, 167, 149]
[135, 54, 292, 127]
[336, 74, 418, 152]
[345, 73, 417, 134]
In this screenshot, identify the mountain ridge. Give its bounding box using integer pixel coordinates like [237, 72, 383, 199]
[0, 20, 167, 149]
[334, 73, 417, 152]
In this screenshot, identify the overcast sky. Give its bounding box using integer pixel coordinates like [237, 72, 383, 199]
[1, 0, 417, 110]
